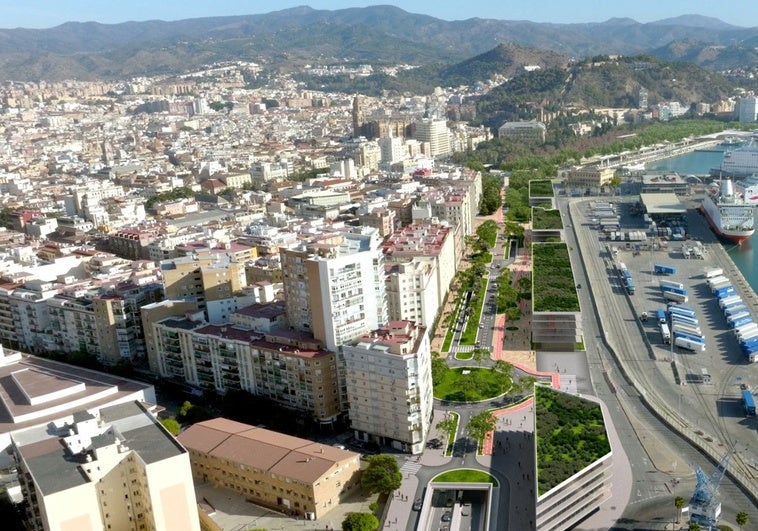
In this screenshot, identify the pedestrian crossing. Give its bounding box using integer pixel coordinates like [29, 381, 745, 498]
[400, 460, 423, 475]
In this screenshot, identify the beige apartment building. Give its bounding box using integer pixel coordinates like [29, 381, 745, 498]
[178, 418, 361, 520]
[11, 401, 200, 531]
[144, 312, 344, 423]
[342, 321, 434, 455]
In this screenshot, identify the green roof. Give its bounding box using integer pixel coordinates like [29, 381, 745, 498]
[532, 242, 579, 312]
[531, 207, 563, 230]
[535, 386, 610, 495]
[529, 179, 554, 197]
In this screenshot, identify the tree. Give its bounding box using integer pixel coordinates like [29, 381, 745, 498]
[436, 415, 457, 440]
[467, 410, 496, 445]
[360, 455, 402, 495]
[674, 496, 686, 523]
[688, 522, 701, 531]
[159, 417, 181, 436]
[471, 348, 489, 366]
[736, 510, 749, 531]
[342, 512, 379, 531]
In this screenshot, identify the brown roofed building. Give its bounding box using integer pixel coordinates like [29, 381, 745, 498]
[178, 418, 361, 520]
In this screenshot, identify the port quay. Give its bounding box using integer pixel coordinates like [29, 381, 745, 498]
[563, 172, 758, 509]
[584, 137, 721, 169]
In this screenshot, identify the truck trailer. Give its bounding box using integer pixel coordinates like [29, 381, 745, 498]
[663, 291, 689, 303]
[660, 279, 685, 290]
[705, 267, 724, 279]
[719, 295, 742, 308]
[654, 264, 677, 275]
[742, 390, 756, 415]
[675, 336, 706, 352]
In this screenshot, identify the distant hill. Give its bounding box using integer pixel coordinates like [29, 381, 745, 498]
[1, 6, 758, 81]
[652, 39, 758, 71]
[296, 43, 571, 96]
[473, 55, 736, 131]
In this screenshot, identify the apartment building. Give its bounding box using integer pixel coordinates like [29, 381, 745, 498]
[342, 321, 433, 455]
[383, 222, 457, 323]
[281, 226, 387, 351]
[145, 314, 343, 423]
[384, 260, 439, 329]
[178, 418, 361, 520]
[11, 401, 200, 531]
[413, 118, 451, 157]
[497, 121, 547, 143]
[160, 253, 246, 321]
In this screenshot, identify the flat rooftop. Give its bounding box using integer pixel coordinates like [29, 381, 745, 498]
[0, 353, 153, 434]
[639, 193, 687, 215]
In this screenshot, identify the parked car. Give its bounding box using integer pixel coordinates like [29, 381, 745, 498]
[412, 499, 423, 511]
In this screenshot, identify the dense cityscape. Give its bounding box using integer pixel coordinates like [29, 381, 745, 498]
[0, 5, 757, 531]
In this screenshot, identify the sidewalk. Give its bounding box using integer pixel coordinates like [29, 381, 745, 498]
[381, 416, 453, 530]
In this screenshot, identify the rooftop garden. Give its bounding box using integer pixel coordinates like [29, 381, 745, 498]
[529, 179, 554, 197]
[535, 386, 610, 496]
[532, 208, 563, 230]
[532, 242, 580, 312]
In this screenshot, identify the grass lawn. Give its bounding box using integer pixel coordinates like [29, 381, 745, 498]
[441, 297, 463, 353]
[434, 367, 511, 402]
[433, 469, 498, 485]
[455, 351, 473, 360]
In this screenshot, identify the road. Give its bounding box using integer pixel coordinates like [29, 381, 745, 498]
[559, 196, 758, 529]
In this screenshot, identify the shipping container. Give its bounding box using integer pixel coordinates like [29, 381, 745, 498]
[663, 291, 688, 303]
[660, 279, 684, 290]
[707, 275, 729, 288]
[671, 322, 703, 336]
[660, 323, 671, 344]
[719, 295, 742, 308]
[675, 336, 706, 352]
[742, 390, 756, 415]
[731, 316, 754, 329]
[654, 264, 677, 275]
[713, 286, 735, 298]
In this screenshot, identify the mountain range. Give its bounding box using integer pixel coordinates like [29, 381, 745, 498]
[0, 6, 757, 81]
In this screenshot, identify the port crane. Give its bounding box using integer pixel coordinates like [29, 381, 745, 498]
[688, 445, 735, 530]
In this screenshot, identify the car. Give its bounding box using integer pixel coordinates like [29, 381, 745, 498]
[441, 511, 452, 522]
[412, 499, 423, 511]
[461, 502, 471, 516]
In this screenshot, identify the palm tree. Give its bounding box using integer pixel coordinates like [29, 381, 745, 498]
[674, 496, 685, 524]
[736, 510, 749, 531]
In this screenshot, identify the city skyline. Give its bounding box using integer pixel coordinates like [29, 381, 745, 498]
[3, 0, 757, 29]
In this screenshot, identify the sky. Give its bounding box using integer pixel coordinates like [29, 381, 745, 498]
[2, 0, 757, 29]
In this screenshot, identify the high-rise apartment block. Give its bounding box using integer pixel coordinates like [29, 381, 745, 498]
[281, 226, 387, 351]
[342, 321, 433, 454]
[11, 401, 200, 531]
[383, 223, 457, 328]
[413, 118, 451, 157]
[738, 95, 758, 123]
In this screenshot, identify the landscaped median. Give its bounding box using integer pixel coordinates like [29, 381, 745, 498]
[432, 469, 498, 486]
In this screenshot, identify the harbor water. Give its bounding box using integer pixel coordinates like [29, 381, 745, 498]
[645, 149, 758, 292]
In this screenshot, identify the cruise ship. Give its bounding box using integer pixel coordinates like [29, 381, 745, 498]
[714, 141, 758, 177]
[700, 179, 755, 244]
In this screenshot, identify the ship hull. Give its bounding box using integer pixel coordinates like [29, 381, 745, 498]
[700, 201, 754, 245]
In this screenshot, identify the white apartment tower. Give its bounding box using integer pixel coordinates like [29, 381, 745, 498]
[414, 118, 451, 157]
[342, 321, 434, 455]
[378, 134, 406, 165]
[281, 226, 388, 351]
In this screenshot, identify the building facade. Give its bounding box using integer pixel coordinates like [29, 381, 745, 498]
[11, 401, 200, 531]
[342, 321, 434, 454]
[178, 418, 361, 520]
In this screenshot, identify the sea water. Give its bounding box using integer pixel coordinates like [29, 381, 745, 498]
[645, 148, 758, 291]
